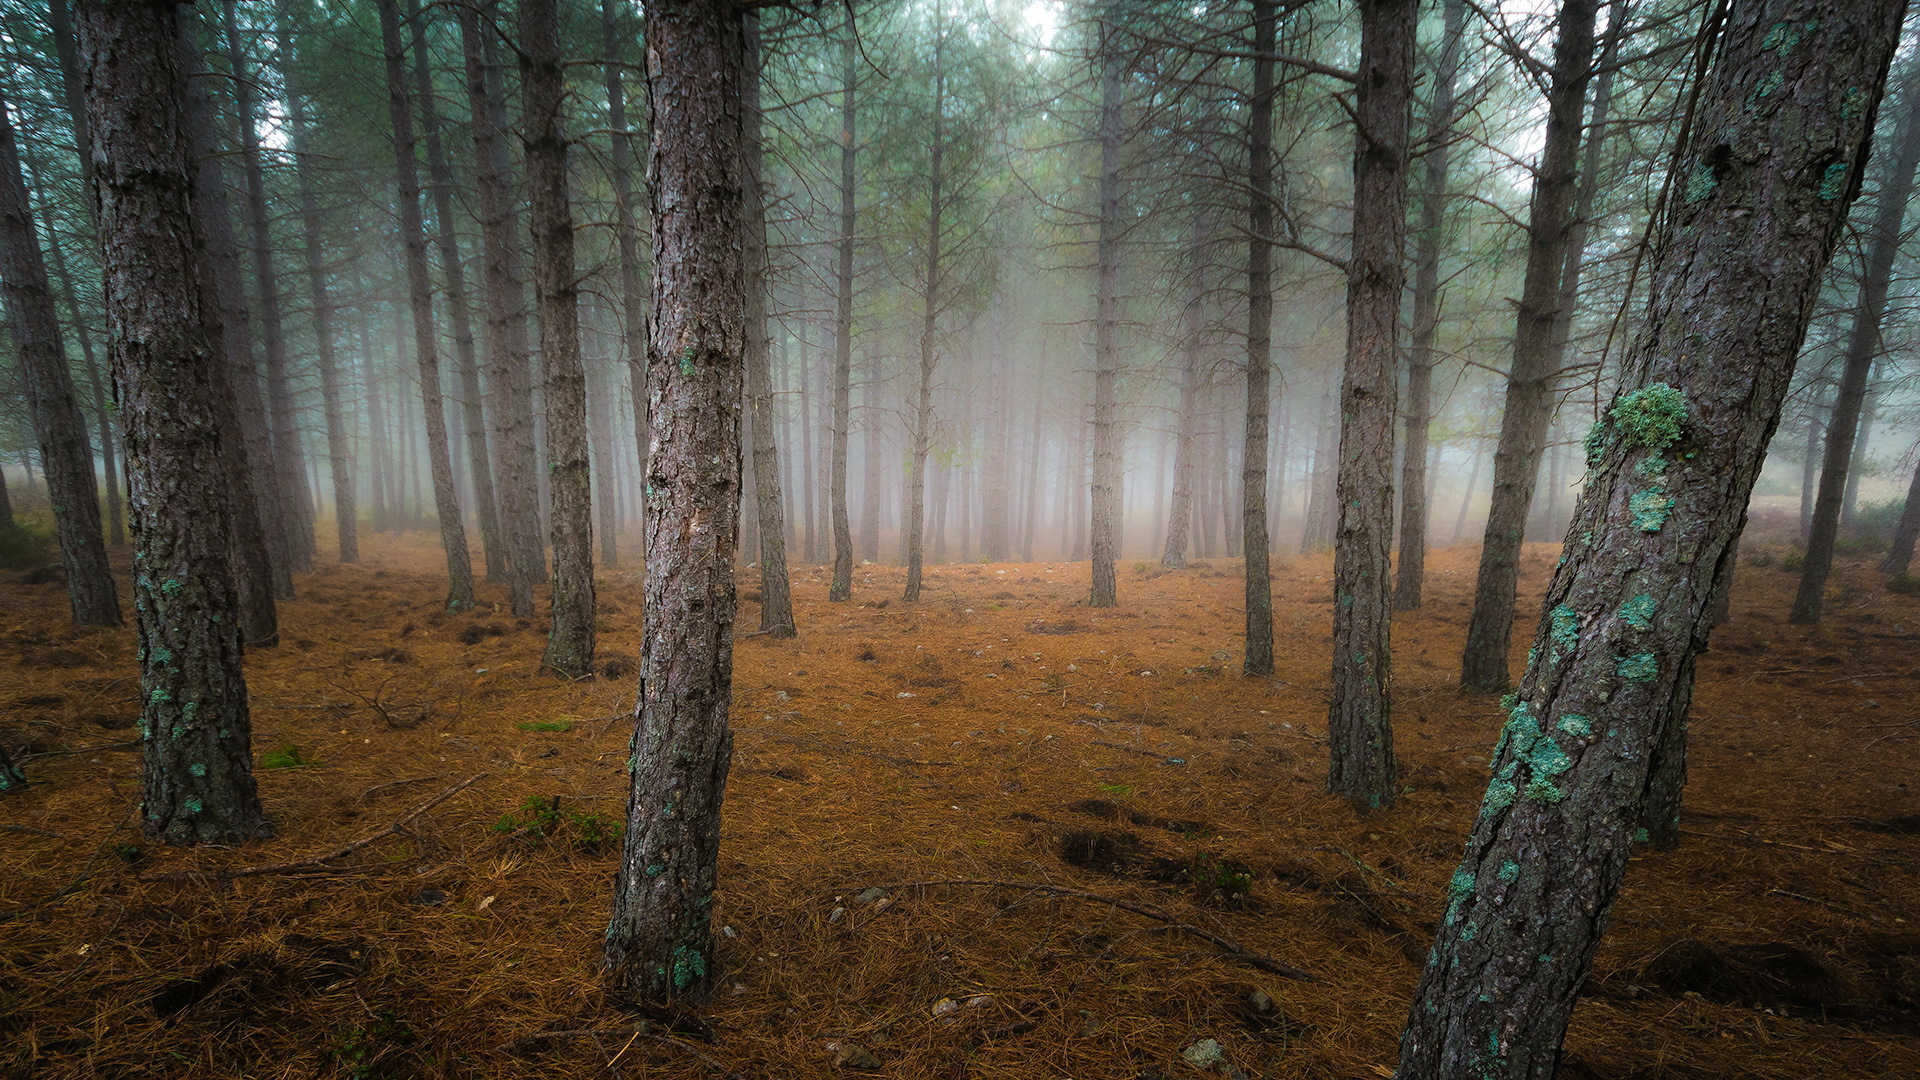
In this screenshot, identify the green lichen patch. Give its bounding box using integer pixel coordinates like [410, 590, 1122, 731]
[1611, 384, 1688, 451]
[1549, 605, 1581, 660]
[1630, 486, 1675, 532]
[1448, 866, 1477, 900]
[1557, 714, 1593, 739]
[1493, 701, 1576, 803]
[1818, 161, 1850, 201]
[1617, 652, 1659, 682]
[1617, 594, 1658, 630]
[1483, 779, 1517, 813]
[1683, 163, 1718, 204]
[1498, 860, 1520, 882]
[671, 945, 708, 989]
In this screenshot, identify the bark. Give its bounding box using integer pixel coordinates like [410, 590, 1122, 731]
[221, 0, 313, 575]
[1327, 0, 1414, 811]
[799, 330, 817, 563]
[1841, 361, 1883, 529]
[358, 298, 392, 534]
[1792, 61, 1920, 622]
[1300, 386, 1336, 551]
[377, 0, 475, 612]
[1882, 455, 1920, 574]
[520, 0, 596, 677]
[458, 2, 536, 616]
[602, 0, 650, 500]
[828, 19, 857, 602]
[743, 15, 795, 635]
[1241, 0, 1276, 676]
[80, 0, 270, 845]
[1163, 216, 1206, 568]
[1394, 0, 1466, 612]
[606, 0, 747, 1007]
[0, 91, 119, 626]
[1460, 0, 1602, 691]
[178, 11, 280, 644]
[1088, 0, 1126, 608]
[1398, 2, 1902, 1071]
[904, 29, 947, 603]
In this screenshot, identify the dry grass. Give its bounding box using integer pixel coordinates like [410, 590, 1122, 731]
[1, 533, 1916, 1079]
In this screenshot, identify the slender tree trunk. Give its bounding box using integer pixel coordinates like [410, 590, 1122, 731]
[520, 0, 595, 675]
[828, 19, 857, 602]
[905, 31, 947, 602]
[1792, 57, 1920, 623]
[798, 330, 817, 563]
[1399, 3, 1900, 1070]
[359, 298, 392, 536]
[1394, 0, 1466, 611]
[1088, 0, 1125, 608]
[742, 16, 794, 635]
[1164, 217, 1206, 568]
[606, 0, 747, 1007]
[80, 0, 270, 844]
[1021, 367, 1043, 561]
[1241, 0, 1276, 675]
[1842, 360, 1884, 529]
[1882, 453, 1920, 574]
[1301, 386, 1336, 551]
[1327, 0, 1414, 811]
[377, 0, 474, 612]
[0, 93, 118, 625]
[1460, 0, 1602, 691]
[861, 349, 883, 563]
[589, 306, 621, 567]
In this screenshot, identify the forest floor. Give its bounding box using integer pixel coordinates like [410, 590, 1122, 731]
[2, 535, 1918, 1079]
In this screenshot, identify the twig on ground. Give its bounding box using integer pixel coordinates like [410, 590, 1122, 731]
[359, 775, 443, 802]
[501, 1027, 743, 1078]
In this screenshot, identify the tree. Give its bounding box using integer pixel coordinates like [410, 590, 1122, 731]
[743, 15, 796, 636]
[606, 0, 747, 1006]
[0, 89, 119, 626]
[1884, 459, 1919, 575]
[1396, 0, 1904, 1071]
[521, 0, 596, 678]
[602, 0, 649, 500]
[376, 0, 474, 613]
[828, 14, 858, 604]
[1087, 0, 1126, 609]
[1459, 0, 1603, 691]
[1240, 0, 1277, 677]
[79, 0, 269, 845]
[1327, 0, 1415, 811]
[902, 26, 947, 604]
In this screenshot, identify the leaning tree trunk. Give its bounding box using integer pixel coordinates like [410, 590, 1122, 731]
[1087, 0, 1125, 609]
[80, 0, 270, 844]
[377, 0, 474, 613]
[1459, 0, 1602, 691]
[1882, 457, 1920, 574]
[904, 30, 947, 604]
[521, 0, 596, 678]
[602, 0, 650, 505]
[741, 18, 795, 635]
[828, 18, 857, 603]
[0, 90, 119, 626]
[1394, 0, 1466, 612]
[1241, 0, 1277, 676]
[1397, 1, 1902, 1073]
[1326, 0, 1414, 811]
[1791, 55, 1920, 623]
[606, 0, 747, 1008]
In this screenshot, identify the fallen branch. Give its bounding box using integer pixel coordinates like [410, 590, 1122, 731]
[140, 774, 487, 883]
[502, 1027, 742, 1078]
[873, 878, 1316, 981]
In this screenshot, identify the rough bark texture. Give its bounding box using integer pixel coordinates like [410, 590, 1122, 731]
[1397, 2, 1902, 1072]
[1326, 0, 1414, 811]
[1394, 0, 1466, 612]
[828, 20, 857, 603]
[80, 0, 268, 845]
[0, 91, 119, 626]
[521, 0, 596, 678]
[743, 15, 794, 636]
[1459, 0, 1602, 691]
[606, 0, 747, 1007]
[1790, 57, 1920, 623]
[1088, 0, 1125, 609]
[904, 30, 947, 604]
[1241, 0, 1276, 677]
[377, 0, 474, 613]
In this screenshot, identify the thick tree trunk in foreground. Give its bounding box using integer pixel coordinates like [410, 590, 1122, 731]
[828, 20, 857, 603]
[377, 0, 474, 613]
[743, 16, 794, 636]
[1394, 0, 1466, 612]
[1397, 2, 1901, 1072]
[606, 0, 747, 1007]
[81, 0, 269, 844]
[1460, 0, 1602, 691]
[1327, 0, 1414, 811]
[521, 0, 596, 677]
[1791, 58, 1920, 623]
[0, 91, 119, 626]
[1241, 0, 1276, 677]
[1088, 0, 1125, 609]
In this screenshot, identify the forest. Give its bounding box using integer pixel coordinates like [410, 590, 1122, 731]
[1, 0, 1917, 1076]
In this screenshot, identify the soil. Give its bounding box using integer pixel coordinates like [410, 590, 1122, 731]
[2, 534, 1916, 1079]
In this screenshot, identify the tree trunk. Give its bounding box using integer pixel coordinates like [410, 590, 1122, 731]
[80, 0, 271, 844]
[1881, 455, 1920, 574]
[606, 0, 747, 1007]
[1088, 0, 1125, 608]
[1326, 0, 1414, 811]
[600, 0, 651, 530]
[0, 92, 119, 626]
[1241, 0, 1276, 676]
[798, 329, 818, 563]
[377, 0, 474, 613]
[1398, 2, 1902, 1071]
[458, 2, 536, 616]
[1460, 0, 1602, 691]
[828, 18, 858, 602]
[861, 348, 883, 563]
[904, 30, 947, 602]
[742, 15, 795, 635]
[1164, 216, 1206, 568]
[1021, 366, 1044, 561]
[1394, 0, 1466, 612]
[520, 0, 595, 676]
